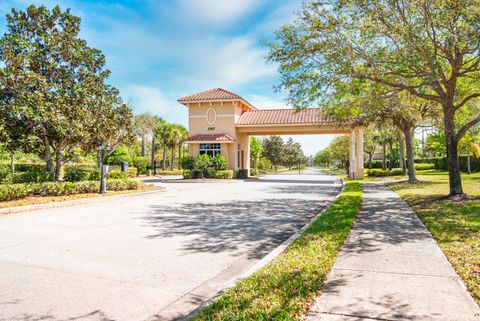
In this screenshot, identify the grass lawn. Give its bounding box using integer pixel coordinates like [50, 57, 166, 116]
[387, 170, 480, 303]
[191, 181, 362, 320]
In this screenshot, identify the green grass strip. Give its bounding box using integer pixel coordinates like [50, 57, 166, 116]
[191, 181, 362, 321]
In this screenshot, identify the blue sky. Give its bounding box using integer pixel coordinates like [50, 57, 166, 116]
[0, 0, 337, 156]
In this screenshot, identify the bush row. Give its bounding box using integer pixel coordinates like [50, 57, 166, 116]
[0, 179, 144, 202]
[63, 169, 132, 182]
[183, 169, 234, 179]
[367, 168, 404, 177]
[414, 163, 436, 170]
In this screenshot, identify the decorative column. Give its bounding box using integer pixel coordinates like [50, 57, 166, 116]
[237, 133, 251, 176]
[355, 128, 364, 179]
[349, 130, 356, 179]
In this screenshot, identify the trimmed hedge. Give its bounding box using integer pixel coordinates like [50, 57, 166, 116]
[2, 170, 53, 184]
[236, 169, 249, 179]
[367, 168, 405, 177]
[0, 179, 144, 202]
[414, 163, 436, 171]
[214, 170, 234, 179]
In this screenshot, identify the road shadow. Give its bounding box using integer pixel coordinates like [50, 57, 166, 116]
[142, 196, 333, 260]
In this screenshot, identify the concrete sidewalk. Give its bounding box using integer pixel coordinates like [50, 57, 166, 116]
[307, 183, 480, 321]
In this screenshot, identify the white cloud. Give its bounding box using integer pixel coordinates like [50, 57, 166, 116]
[123, 84, 188, 125]
[177, 0, 264, 26]
[248, 94, 288, 109]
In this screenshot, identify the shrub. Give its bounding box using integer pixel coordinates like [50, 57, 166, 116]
[128, 167, 138, 177]
[0, 184, 34, 201]
[195, 154, 211, 173]
[212, 154, 228, 170]
[389, 168, 404, 176]
[74, 181, 99, 194]
[106, 179, 129, 191]
[156, 169, 184, 175]
[182, 157, 196, 171]
[415, 163, 435, 171]
[64, 169, 99, 182]
[250, 168, 258, 176]
[3, 170, 53, 184]
[107, 170, 129, 180]
[367, 168, 405, 177]
[214, 170, 234, 179]
[14, 163, 45, 172]
[33, 182, 77, 196]
[183, 170, 192, 179]
[126, 180, 144, 190]
[133, 156, 149, 174]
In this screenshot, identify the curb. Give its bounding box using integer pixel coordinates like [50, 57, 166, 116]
[0, 188, 166, 215]
[184, 178, 345, 320]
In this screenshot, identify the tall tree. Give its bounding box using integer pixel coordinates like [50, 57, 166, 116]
[268, 0, 480, 196]
[250, 137, 263, 170]
[262, 135, 284, 171]
[0, 5, 112, 180]
[134, 114, 157, 157]
[82, 87, 134, 193]
[363, 130, 377, 171]
[157, 122, 173, 171]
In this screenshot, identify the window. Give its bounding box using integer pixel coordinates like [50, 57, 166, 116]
[199, 143, 221, 157]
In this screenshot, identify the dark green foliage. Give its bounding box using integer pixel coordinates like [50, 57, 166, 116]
[64, 169, 99, 182]
[2, 170, 53, 184]
[181, 157, 196, 171]
[211, 154, 228, 170]
[132, 156, 149, 174]
[0, 179, 144, 202]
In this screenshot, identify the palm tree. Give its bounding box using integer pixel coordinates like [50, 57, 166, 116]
[133, 114, 157, 157]
[175, 125, 188, 170]
[458, 133, 480, 174]
[157, 122, 174, 170]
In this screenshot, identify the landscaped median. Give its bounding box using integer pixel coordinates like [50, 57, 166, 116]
[0, 179, 146, 209]
[191, 181, 362, 320]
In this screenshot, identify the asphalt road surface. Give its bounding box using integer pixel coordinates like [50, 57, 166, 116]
[0, 169, 341, 321]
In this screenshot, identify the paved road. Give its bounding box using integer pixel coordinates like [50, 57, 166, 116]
[0, 169, 341, 321]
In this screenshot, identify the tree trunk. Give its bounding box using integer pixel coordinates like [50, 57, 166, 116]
[178, 144, 182, 170]
[151, 135, 156, 172]
[43, 136, 54, 173]
[443, 107, 463, 196]
[388, 142, 393, 170]
[171, 145, 175, 171]
[368, 153, 373, 170]
[382, 143, 386, 170]
[403, 128, 417, 183]
[99, 154, 107, 194]
[10, 149, 15, 173]
[97, 150, 102, 168]
[54, 148, 62, 181]
[162, 143, 167, 170]
[399, 133, 406, 175]
[141, 135, 146, 157]
[467, 152, 471, 174]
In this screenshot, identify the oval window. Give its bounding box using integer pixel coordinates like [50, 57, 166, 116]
[206, 108, 216, 125]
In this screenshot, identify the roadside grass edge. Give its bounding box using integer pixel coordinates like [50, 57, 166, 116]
[189, 180, 362, 320]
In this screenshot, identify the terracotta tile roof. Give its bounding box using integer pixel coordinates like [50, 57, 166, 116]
[178, 88, 242, 102]
[185, 133, 235, 143]
[236, 108, 333, 126]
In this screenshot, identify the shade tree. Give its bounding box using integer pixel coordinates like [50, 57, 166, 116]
[268, 0, 480, 196]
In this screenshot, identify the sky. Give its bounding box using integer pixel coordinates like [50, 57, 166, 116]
[0, 0, 337, 156]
